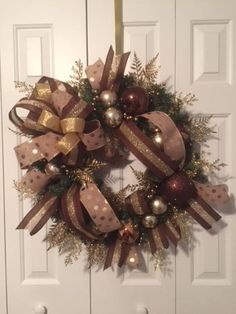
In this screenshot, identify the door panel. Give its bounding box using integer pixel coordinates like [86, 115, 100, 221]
[176, 1, 236, 313]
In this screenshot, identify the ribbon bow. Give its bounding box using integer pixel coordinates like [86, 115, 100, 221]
[12, 77, 122, 237]
[10, 77, 105, 170]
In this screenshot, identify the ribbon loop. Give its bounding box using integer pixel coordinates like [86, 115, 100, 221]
[60, 117, 85, 134]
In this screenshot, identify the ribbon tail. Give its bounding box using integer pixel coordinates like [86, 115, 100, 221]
[100, 46, 114, 91]
[159, 219, 181, 247]
[17, 193, 58, 235]
[118, 242, 131, 267]
[148, 227, 169, 254]
[104, 233, 118, 270]
[186, 195, 221, 229]
[194, 181, 230, 207]
[110, 51, 131, 92]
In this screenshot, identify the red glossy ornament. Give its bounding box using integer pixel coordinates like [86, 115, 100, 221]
[120, 86, 149, 115]
[160, 173, 196, 207]
[118, 221, 139, 243]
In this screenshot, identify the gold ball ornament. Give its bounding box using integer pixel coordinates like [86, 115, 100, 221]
[141, 214, 158, 229]
[151, 131, 163, 149]
[45, 163, 60, 175]
[100, 90, 117, 106]
[103, 107, 123, 128]
[150, 196, 168, 215]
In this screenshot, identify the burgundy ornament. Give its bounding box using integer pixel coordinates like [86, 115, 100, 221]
[160, 173, 196, 207]
[120, 86, 149, 115]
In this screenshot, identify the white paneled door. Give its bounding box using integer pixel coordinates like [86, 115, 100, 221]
[175, 1, 236, 314]
[0, 1, 236, 314]
[0, 1, 90, 314]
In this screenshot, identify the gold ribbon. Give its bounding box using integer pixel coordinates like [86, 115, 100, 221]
[114, 0, 123, 54]
[37, 109, 86, 155]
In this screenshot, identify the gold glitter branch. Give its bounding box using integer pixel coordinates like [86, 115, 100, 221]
[67, 159, 107, 185]
[45, 221, 83, 266]
[14, 81, 34, 97]
[186, 115, 215, 143]
[67, 59, 84, 95]
[85, 242, 107, 268]
[130, 53, 159, 88]
[184, 153, 226, 179]
[14, 180, 36, 200]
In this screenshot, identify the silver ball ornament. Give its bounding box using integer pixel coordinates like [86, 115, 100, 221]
[151, 131, 163, 149]
[141, 214, 158, 229]
[104, 107, 123, 128]
[150, 196, 168, 215]
[100, 90, 117, 106]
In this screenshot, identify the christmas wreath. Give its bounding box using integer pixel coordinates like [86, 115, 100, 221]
[10, 46, 231, 270]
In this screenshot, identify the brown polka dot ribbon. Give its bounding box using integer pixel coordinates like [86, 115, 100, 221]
[10, 77, 106, 170]
[194, 181, 230, 206]
[20, 168, 54, 193]
[80, 183, 121, 233]
[183, 181, 230, 230]
[17, 182, 122, 238]
[85, 45, 130, 93]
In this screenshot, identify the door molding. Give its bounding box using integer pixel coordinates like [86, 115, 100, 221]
[0, 59, 7, 314]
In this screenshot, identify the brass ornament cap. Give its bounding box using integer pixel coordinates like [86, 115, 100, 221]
[103, 107, 123, 128]
[150, 196, 168, 215]
[45, 163, 60, 175]
[100, 90, 117, 106]
[141, 214, 158, 229]
[151, 131, 163, 149]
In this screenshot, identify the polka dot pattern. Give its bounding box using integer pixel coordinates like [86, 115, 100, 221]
[81, 120, 105, 151]
[85, 59, 104, 90]
[15, 132, 62, 168]
[51, 90, 73, 117]
[194, 181, 230, 205]
[22, 169, 53, 192]
[80, 183, 121, 233]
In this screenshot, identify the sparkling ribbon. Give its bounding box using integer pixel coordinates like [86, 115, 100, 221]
[10, 77, 106, 170]
[85, 45, 130, 92]
[116, 119, 180, 180]
[17, 182, 121, 238]
[17, 193, 58, 235]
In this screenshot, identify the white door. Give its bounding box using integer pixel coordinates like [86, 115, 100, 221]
[1, 1, 236, 314]
[175, 1, 236, 314]
[0, 1, 90, 314]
